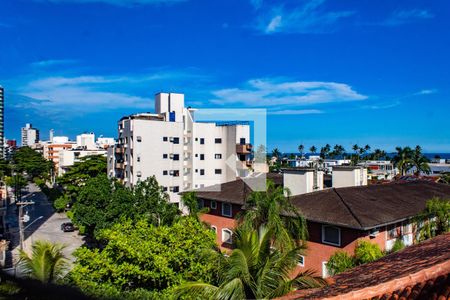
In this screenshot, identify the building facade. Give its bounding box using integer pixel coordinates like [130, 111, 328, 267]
[58, 148, 107, 176]
[107, 92, 252, 205]
[21, 123, 40, 147]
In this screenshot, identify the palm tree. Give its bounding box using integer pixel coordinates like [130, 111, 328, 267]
[173, 226, 325, 300]
[272, 148, 282, 160]
[237, 180, 308, 250]
[18, 240, 68, 284]
[412, 145, 431, 175]
[298, 144, 305, 158]
[309, 146, 317, 155]
[352, 144, 359, 154]
[392, 146, 414, 176]
[333, 145, 345, 158]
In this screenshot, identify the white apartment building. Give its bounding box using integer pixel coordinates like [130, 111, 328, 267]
[358, 160, 397, 180]
[107, 93, 252, 205]
[21, 123, 40, 147]
[59, 148, 107, 176]
[97, 137, 115, 149]
[76, 133, 97, 150]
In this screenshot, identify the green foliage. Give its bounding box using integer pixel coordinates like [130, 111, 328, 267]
[13, 147, 53, 179]
[326, 251, 356, 275]
[57, 155, 107, 200]
[54, 194, 70, 212]
[69, 217, 217, 298]
[354, 240, 384, 264]
[390, 239, 405, 253]
[72, 175, 179, 238]
[174, 225, 325, 300]
[5, 174, 27, 191]
[18, 240, 68, 284]
[238, 180, 308, 251]
[418, 197, 450, 240]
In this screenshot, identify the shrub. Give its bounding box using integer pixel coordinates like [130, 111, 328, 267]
[66, 210, 74, 220]
[327, 251, 356, 275]
[354, 240, 384, 264]
[391, 239, 405, 253]
[54, 195, 70, 212]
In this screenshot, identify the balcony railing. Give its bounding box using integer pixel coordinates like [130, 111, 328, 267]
[236, 144, 252, 154]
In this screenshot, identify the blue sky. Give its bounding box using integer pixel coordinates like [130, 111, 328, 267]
[1, 0, 449, 152]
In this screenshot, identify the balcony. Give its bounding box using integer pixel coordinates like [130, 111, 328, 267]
[115, 147, 124, 154]
[115, 163, 124, 169]
[236, 144, 252, 154]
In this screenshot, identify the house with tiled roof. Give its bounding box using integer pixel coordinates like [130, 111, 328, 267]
[277, 232, 450, 300]
[192, 171, 450, 277]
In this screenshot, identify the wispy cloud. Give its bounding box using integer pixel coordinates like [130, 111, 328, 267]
[33, 0, 185, 6]
[211, 78, 367, 107]
[269, 109, 323, 115]
[253, 0, 354, 34]
[30, 59, 78, 68]
[382, 9, 434, 26]
[415, 89, 437, 95]
[364, 101, 400, 110]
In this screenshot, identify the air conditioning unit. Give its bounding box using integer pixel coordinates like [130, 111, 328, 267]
[169, 137, 174, 142]
[169, 153, 174, 159]
[169, 170, 174, 175]
[369, 228, 379, 238]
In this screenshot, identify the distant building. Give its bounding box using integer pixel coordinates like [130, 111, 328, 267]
[107, 92, 253, 206]
[96, 137, 115, 149]
[58, 148, 107, 176]
[4, 139, 17, 160]
[0, 87, 4, 158]
[21, 123, 40, 147]
[358, 160, 397, 180]
[76, 133, 96, 150]
[43, 140, 76, 170]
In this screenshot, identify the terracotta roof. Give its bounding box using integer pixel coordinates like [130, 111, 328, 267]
[278, 232, 450, 300]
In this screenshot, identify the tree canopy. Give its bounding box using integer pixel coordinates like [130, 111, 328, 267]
[12, 147, 53, 179]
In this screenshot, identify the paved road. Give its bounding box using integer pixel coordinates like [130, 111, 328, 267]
[7, 183, 84, 267]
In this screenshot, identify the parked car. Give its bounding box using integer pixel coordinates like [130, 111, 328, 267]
[61, 222, 75, 232]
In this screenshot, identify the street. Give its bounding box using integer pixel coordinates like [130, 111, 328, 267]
[6, 183, 84, 269]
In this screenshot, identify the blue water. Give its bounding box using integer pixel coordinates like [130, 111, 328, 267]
[285, 153, 450, 160]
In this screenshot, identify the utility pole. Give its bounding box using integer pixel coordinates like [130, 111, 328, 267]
[16, 201, 34, 250]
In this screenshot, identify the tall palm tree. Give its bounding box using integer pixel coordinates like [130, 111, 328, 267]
[237, 180, 308, 250]
[412, 145, 431, 175]
[393, 146, 414, 176]
[309, 146, 317, 155]
[298, 144, 305, 158]
[18, 240, 68, 284]
[173, 226, 325, 300]
[272, 148, 282, 159]
[352, 144, 359, 154]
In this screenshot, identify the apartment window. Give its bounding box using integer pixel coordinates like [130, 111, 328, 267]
[200, 154, 205, 160]
[222, 228, 233, 244]
[172, 137, 180, 144]
[322, 225, 341, 246]
[210, 200, 217, 209]
[169, 186, 179, 193]
[137, 171, 142, 177]
[298, 255, 305, 267]
[240, 138, 246, 145]
[136, 136, 142, 142]
[162, 187, 168, 192]
[198, 199, 204, 209]
[222, 203, 232, 217]
[200, 138, 205, 145]
[172, 154, 180, 161]
[163, 170, 168, 175]
[195, 154, 198, 157]
[215, 169, 222, 175]
[163, 154, 168, 159]
[200, 169, 205, 175]
[195, 169, 198, 173]
[215, 138, 222, 144]
[163, 136, 168, 142]
[215, 154, 222, 159]
[137, 156, 141, 162]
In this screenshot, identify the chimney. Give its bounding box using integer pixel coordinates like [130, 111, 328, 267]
[283, 168, 324, 196]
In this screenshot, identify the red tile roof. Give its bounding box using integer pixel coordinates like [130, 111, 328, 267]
[278, 233, 450, 300]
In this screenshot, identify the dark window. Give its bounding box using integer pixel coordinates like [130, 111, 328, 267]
[137, 156, 141, 162]
[195, 154, 198, 157]
[215, 154, 222, 159]
[211, 200, 217, 209]
[200, 169, 205, 175]
[240, 138, 246, 145]
[136, 136, 142, 142]
[172, 170, 180, 177]
[172, 137, 180, 144]
[222, 203, 232, 217]
[197, 199, 204, 209]
[162, 187, 168, 192]
[172, 154, 180, 161]
[215, 169, 222, 174]
[195, 169, 198, 173]
[163, 154, 168, 159]
[172, 186, 179, 193]
[215, 138, 222, 144]
[200, 138, 205, 144]
[163, 170, 168, 175]
[200, 154, 205, 160]
[322, 225, 341, 246]
[195, 138, 198, 141]
[163, 137, 168, 142]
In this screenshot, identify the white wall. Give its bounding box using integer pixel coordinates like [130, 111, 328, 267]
[332, 167, 368, 188]
[283, 169, 324, 196]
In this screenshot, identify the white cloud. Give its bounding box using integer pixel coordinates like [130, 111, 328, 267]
[254, 0, 354, 34]
[30, 59, 78, 68]
[211, 78, 367, 107]
[383, 9, 434, 26]
[269, 109, 323, 115]
[34, 0, 185, 6]
[415, 89, 437, 95]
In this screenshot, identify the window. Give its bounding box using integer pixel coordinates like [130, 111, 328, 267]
[195, 154, 198, 157]
[215, 138, 222, 144]
[172, 154, 180, 161]
[163, 170, 168, 175]
[200, 138, 205, 144]
[169, 186, 179, 193]
[298, 255, 305, 267]
[195, 138, 198, 141]
[215, 169, 222, 175]
[200, 154, 205, 160]
[211, 200, 217, 209]
[402, 222, 412, 234]
[163, 136, 168, 142]
[322, 225, 341, 246]
[211, 226, 217, 233]
[240, 138, 246, 145]
[215, 154, 222, 159]
[163, 154, 168, 159]
[198, 199, 204, 209]
[172, 170, 180, 177]
[162, 187, 168, 192]
[195, 169, 198, 173]
[322, 262, 329, 278]
[222, 203, 232, 217]
[137, 156, 141, 162]
[136, 136, 142, 142]
[172, 137, 180, 144]
[387, 224, 399, 239]
[222, 228, 233, 244]
[200, 169, 205, 175]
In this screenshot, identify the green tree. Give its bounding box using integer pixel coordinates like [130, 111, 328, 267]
[354, 240, 384, 264]
[272, 148, 282, 159]
[418, 197, 450, 239]
[174, 226, 325, 300]
[53, 194, 71, 212]
[309, 145, 317, 155]
[13, 147, 53, 179]
[390, 239, 405, 253]
[392, 146, 414, 176]
[5, 174, 27, 200]
[412, 145, 431, 175]
[237, 180, 308, 250]
[298, 144, 305, 157]
[326, 251, 356, 276]
[18, 240, 68, 284]
[70, 218, 217, 298]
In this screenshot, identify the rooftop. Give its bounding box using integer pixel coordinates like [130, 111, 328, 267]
[278, 232, 450, 300]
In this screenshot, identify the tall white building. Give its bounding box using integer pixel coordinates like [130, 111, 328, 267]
[21, 123, 40, 147]
[107, 92, 253, 205]
[76, 133, 96, 150]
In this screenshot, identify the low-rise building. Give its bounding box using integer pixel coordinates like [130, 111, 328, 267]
[58, 148, 107, 176]
[358, 160, 397, 180]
